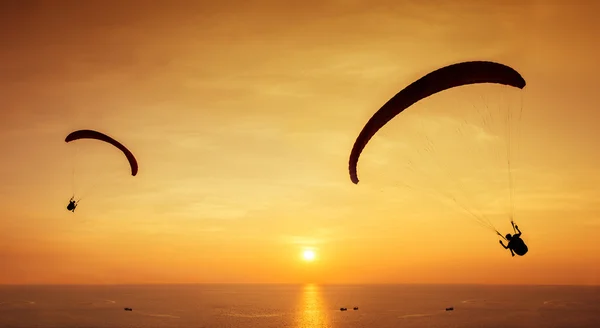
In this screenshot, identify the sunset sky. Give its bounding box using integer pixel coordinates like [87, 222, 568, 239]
[1, 0, 598, 285]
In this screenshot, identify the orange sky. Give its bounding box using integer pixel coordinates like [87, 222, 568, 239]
[0, 0, 599, 285]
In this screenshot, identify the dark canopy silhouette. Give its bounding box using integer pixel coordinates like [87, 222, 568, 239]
[348, 61, 526, 184]
[65, 129, 138, 176]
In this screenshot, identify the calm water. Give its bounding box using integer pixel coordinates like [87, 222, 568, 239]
[0, 284, 598, 328]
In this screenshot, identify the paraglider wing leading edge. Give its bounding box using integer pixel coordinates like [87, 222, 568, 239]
[65, 129, 138, 176]
[348, 61, 526, 184]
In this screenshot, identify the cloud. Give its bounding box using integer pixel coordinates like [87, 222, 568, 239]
[278, 226, 354, 246]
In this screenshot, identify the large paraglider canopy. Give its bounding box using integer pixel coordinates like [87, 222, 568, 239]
[65, 129, 138, 176]
[348, 60, 527, 239]
[349, 61, 526, 185]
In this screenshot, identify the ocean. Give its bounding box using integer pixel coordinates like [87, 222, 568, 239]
[0, 284, 598, 328]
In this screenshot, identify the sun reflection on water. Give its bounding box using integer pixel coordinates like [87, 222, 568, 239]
[295, 284, 331, 328]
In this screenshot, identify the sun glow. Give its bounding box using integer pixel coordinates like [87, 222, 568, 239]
[302, 250, 316, 261]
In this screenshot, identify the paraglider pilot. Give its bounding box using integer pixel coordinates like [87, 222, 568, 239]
[66, 197, 78, 212]
[499, 222, 528, 257]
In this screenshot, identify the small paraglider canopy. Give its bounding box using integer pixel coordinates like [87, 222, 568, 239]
[65, 129, 138, 176]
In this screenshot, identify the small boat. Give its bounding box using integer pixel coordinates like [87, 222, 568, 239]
[353, 307, 359, 310]
[340, 307, 347, 311]
[445, 307, 454, 311]
[124, 307, 133, 311]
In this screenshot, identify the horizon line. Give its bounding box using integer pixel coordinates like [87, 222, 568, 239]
[1, 282, 598, 287]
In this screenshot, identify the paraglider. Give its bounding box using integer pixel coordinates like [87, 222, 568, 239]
[66, 197, 78, 212]
[65, 129, 138, 212]
[348, 61, 527, 252]
[499, 222, 528, 257]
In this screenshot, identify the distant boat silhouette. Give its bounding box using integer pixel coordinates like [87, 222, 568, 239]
[340, 307, 347, 311]
[445, 307, 454, 311]
[353, 307, 359, 310]
[124, 307, 133, 311]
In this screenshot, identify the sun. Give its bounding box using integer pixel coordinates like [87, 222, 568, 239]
[302, 250, 316, 261]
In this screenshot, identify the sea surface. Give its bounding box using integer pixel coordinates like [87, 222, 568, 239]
[0, 284, 598, 328]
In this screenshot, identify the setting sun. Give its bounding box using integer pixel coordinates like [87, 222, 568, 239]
[302, 250, 316, 262]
